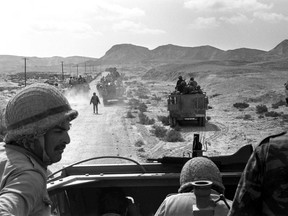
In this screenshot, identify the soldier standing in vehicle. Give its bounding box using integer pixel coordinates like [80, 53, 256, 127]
[175, 76, 186, 93]
[0, 83, 78, 215]
[90, 92, 101, 114]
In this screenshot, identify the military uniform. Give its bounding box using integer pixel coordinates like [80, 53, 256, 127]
[228, 131, 288, 216]
[155, 191, 231, 216]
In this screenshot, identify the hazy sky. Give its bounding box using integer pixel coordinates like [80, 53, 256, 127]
[0, 0, 287, 58]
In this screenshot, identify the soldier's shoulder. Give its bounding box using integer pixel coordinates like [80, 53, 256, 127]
[259, 131, 287, 146]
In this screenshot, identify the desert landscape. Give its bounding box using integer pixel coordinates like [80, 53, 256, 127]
[1, 40, 288, 173]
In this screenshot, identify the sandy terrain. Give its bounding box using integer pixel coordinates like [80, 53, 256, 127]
[1, 70, 288, 174]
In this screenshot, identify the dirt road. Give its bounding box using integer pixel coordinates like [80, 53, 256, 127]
[49, 79, 139, 173]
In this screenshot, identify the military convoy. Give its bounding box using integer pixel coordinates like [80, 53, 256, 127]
[46, 75, 252, 215]
[47, 135, 253, 216]
[96, 68, 125, 105]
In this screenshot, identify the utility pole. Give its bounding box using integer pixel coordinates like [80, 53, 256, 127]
[76, 64, 79, 77]
[61, 61, 64, 80]
[23, 58, 27, 86]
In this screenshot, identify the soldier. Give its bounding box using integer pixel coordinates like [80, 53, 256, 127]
[90, 92, 101, 114]
[0, 83, 78, 215]
[228, 131, 288, 216]
[155, 157, 232, 216]
[175, 76, 186, 93]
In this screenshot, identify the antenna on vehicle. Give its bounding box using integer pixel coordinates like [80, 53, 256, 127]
[192, 134, 203, 157]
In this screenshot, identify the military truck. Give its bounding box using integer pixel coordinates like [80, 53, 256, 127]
[47, 138, 253, 216]
[167, 92, 209, 127]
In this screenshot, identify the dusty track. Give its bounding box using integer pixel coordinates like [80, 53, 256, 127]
[49, 80, 139, 173]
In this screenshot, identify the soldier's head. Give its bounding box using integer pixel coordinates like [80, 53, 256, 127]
[4, 83, 78, 165]
[178, 157, 225, 194]
[178, 76, 183, 80]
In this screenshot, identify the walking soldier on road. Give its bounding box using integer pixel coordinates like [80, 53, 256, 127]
[90, 92, 101, 114]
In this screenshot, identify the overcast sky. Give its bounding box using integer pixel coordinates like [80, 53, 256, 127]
[0, 0, 287, 58]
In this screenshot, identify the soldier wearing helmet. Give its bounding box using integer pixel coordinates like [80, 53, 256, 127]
[154, 157, 232, 216]
[0, 83, 78, 215]
[175, 76, 186, 93]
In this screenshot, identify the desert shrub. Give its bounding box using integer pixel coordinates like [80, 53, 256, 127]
[135, 139, 145, 147]
[137, 147, 145, 152]
[138, 103, 148, 112]
[243, 114, 252, 120]
[128, 98, 141, 108]
[233, 102, 249, 109]
[126, 110, 135, 118]
[210, 93, 221, 98]
[256, 104, 268, 114]
[157, 115, 170, 126]
[126, 90, 133, 97]
[165, 130, 184, 142]
[272, 100, 286, 109]
[150, 124, 167, 138]
[282, 114, 288, 122]
[138, 95, 149, 99]
[265, 111, 281, 117]
[135, 86, 150, 99]
[138, 112, 155, 125]
[151, 94, 162, 101]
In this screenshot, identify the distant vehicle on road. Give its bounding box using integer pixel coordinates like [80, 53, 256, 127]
[96, 68, 125, 105]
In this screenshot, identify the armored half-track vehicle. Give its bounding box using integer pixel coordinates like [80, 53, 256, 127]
[66, 76, 90, 97]
[48, 137, 253, 216]
[96, 71, 125, 106]
[168, 92, 209, 127]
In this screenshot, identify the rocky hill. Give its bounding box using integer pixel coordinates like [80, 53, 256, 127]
[1, 39, 288, 75]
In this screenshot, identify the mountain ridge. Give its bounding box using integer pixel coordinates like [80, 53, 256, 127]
[1, 39, 288, 74]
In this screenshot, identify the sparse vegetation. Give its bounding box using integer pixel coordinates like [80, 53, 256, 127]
[151, 94, 162, 101]
[166, 129, 184, 142]
[128, 98, 141, 108]
[256, 104, 268, 114]
[150, 124, 167, 139]
[138, 102, 148, 112]
[138, 112, 155, 125]
[272, 100, 286, 109]
[265, 111, 281, 117]
[233, 102, 249, 109]
[210, 93, 221, 98]
[126, 110, 135, 118]
[157, 115, 170, 126]
[135, 139, 145, 147]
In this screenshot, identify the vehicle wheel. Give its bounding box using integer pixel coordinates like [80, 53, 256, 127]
[199, 117, 205, 127]
[169, 116, 177, 127]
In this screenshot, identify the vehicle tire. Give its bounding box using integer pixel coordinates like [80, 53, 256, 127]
[199, 117, 205, 127]
[169, 116, 177, 127]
